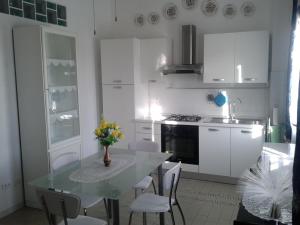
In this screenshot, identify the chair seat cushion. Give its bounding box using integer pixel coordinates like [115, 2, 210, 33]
[59, 215, 107, 225]
[133, 176, 153, 190]
[130, 193, 175, 213]
[75, 193, 104, 209]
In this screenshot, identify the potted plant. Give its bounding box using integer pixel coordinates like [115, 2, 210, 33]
[94, 119, 124, 167]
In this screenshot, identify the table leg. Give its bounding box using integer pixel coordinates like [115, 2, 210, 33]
[112, 199, 120, 225]
[158, 164, 165, 225]
[108, 199, 112, 219]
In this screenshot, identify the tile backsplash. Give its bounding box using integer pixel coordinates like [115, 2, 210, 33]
[0, 0, 67, 26]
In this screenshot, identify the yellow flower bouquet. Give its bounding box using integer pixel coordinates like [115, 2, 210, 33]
[95, 119, 124, 166]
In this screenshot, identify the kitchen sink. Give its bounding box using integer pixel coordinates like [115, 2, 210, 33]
[204, 117, 264, 125]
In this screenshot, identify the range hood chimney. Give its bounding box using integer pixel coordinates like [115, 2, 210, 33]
[161, 25, 202, 75]
[182, 25, 196, 65]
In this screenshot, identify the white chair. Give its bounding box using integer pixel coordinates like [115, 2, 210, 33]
[128, 162, 186, 225]
[128, 141, 160, 197]
[51, 152, 110, 222]
[36, 188, 107, 225]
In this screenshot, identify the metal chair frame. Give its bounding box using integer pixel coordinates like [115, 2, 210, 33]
[128, 168, 186, 225]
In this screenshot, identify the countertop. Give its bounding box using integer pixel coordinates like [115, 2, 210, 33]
[135, 116, 266, 129]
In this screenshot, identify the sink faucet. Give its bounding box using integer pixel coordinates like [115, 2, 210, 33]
[229, 97, 242, 120]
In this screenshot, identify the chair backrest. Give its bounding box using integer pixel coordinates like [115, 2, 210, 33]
[36, 188, 81, 221]
[163, 162, 182, 191]
[128, 140, 160, 153]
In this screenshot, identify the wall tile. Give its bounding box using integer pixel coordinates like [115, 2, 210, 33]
[36, 0, 46, 15]
[23, 2, 35, 19]
[57, 4, 66, 20]
[0, 0, 9, 13]
[47, 8, 57, 24]
[10, 7, 23, 17]
[9, 0, 22, 9]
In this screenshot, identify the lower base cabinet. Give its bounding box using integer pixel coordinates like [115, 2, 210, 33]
[198, 126, 231, 176]
[230, 128, 264, 178]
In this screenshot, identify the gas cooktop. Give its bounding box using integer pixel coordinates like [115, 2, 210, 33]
[165, 114, 202, 122]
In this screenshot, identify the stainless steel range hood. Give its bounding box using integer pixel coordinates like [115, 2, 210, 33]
[161, 25, 202, 75]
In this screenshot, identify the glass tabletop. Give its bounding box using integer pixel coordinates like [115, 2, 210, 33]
[30, 148, 171, 200]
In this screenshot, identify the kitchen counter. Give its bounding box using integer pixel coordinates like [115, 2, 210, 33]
[135, 116, 266, 129]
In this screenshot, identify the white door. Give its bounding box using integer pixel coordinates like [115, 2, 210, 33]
[199, 126, 230, 176]
[140, 38, 171, 83]
[231, 127, 264, 178]
[101, 39, 137, 85]
[102, 85, 136, 148]
[204, 33, 235, 83]
[235, 31, 269, 83]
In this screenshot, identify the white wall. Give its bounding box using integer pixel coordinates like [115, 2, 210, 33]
[97, 0, 292, 119]
[0, 0, 107, 216]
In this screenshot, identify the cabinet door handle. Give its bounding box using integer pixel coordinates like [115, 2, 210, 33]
[113, 80, 122, 83]
[113, 86, 122, 89]
[142, 127, 151, 130]
[241, 130, 252, 134]
[208, 128, 219, 132]
[143, 138, 151, 141]
[212, 78, 225, 82]
[244, 78, 256, 81]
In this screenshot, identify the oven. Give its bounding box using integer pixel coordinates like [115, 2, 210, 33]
[161, 124, 199, 165]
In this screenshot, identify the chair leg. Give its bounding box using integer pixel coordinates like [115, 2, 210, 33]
[103, 199, 110, 225]
[83, 208, 87, 216]
[128, 212, 133, 225]
[176, 201, 186, 225]
[143, 212, 147, 225]
[169, 207, 175, 225]
[151, 180, 157, 194]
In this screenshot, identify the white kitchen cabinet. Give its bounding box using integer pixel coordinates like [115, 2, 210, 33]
[140, 38, 172, 83]
[235, 31, 269, 83]
[13, 26, 82, 207]
[231, 127, 264, 178]
[135, 133, 161, 151]
[102, 85, 136, 148]
[204, 33, 235, 83]
[135, 121, 161, 151]
[198, 126, 231, 176]
[101, 39, 140, 85]
[204, 31, 269, 84]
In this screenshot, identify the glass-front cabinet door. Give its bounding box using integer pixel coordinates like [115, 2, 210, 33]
[44, 31, 80, 145]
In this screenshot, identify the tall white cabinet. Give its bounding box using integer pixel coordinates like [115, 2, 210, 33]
[101, 39, 146, 148]
[13, 26, 81, 207]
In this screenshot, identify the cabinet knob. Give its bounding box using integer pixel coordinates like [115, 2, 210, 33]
[208, 128, 219, 132]
[143, 138, 151, 141]
[212, 78, 225, 82]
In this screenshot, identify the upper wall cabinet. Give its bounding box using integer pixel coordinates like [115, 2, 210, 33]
[140, 38, 172, 83]
[235, 31, 269, 83]
[204, 33, 235, 83]
[204, 31, 269, 84]
[101, 39, 140, 85]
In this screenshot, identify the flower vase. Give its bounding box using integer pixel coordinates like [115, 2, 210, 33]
[103, 145, 111, 167]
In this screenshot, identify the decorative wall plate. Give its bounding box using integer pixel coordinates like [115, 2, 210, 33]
[134, 14, 145, 27]
[182, 0, 198, 10]
[241, 2, 256, 17]
[201, 0, 218, 16]
[163, 3, 178, 20]
[148, 12, 160, 25]
[223, 4, 237, 19]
